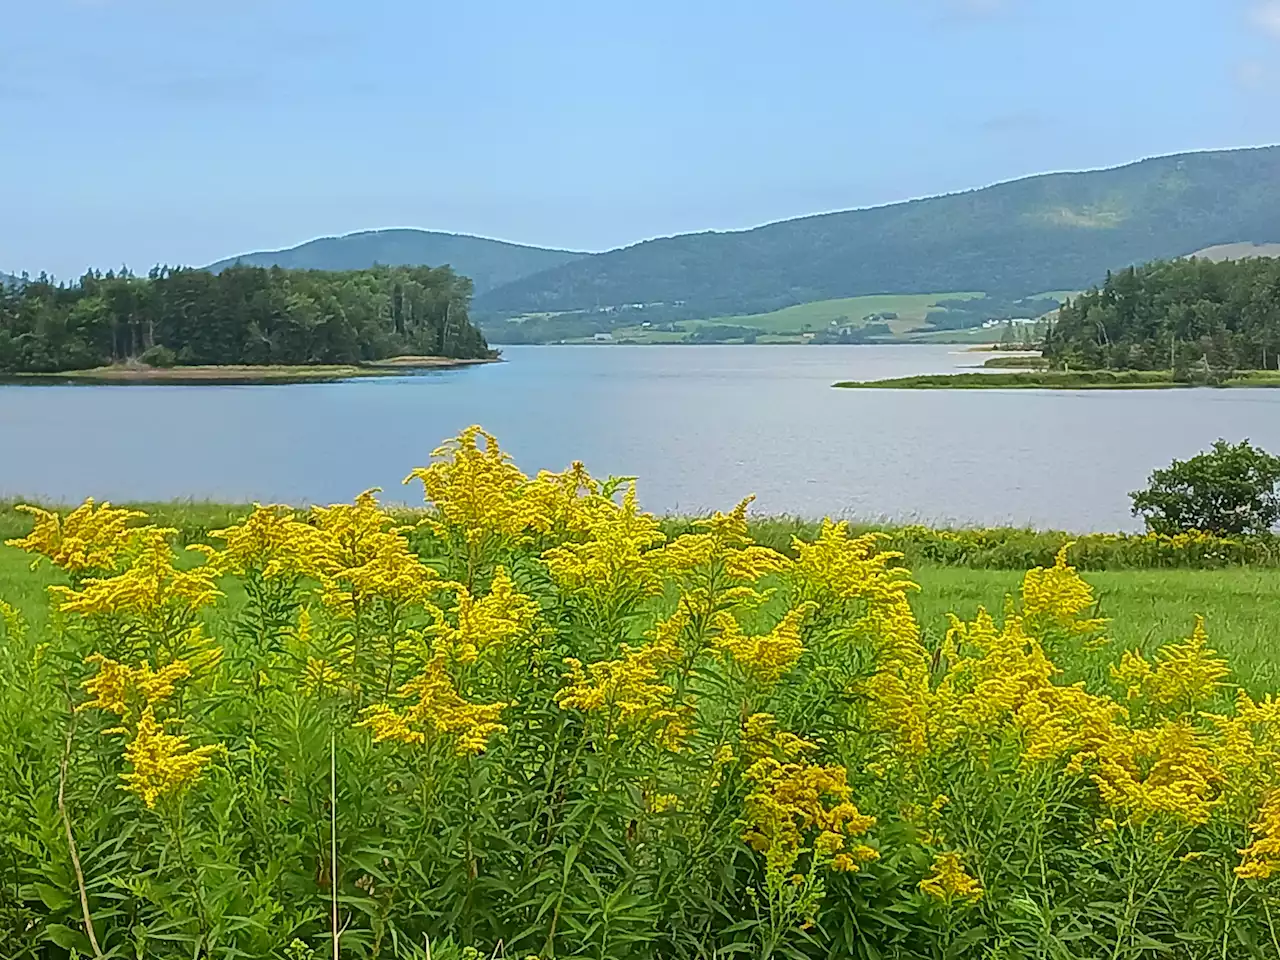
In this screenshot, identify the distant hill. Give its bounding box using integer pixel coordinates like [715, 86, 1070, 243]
[475, 146, 1280, 318]
[206, 229, 588, 296]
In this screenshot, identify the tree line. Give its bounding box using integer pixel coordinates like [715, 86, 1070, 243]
[1044, 257, 1280, 375]
[0, 264, 492, 373]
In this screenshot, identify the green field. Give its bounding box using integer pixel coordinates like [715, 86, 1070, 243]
[707, 292, 985, 336]
[911, 565, 1280, 692]
[4, 544, 1278, 690]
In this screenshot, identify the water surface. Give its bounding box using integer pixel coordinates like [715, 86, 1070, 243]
[3, 344, 1278, 532]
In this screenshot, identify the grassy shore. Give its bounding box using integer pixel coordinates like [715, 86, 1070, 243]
[4, 500, 1280, 685]
[4, 538, 1278, 689]
[1, 356, 496, 386]
[834, 369, 1280, 389]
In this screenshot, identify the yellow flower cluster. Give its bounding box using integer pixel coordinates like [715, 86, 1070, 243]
[406, 426, 540, 544]
[359, 655, 508, 754]
[208, 504, 329, 580]
[741, 716, 877, 877]
[1088, 720, 1223, 825]
[81, 652, 219, 808]
[1237, 790, 1280, 879]
[7, 499, 147, 573]
[311, 490, 444, 613]
[660, 497, 791, 583]
[1020, 545, 1109, 642]
[441, 567, 541, 664]
[54, 527, 221, 625]
[712, 603, 817, 687]
[120, 706, 220, 808]
[1110, 616, 1229, 709]
[555, 637, 689, 750]
[541, 485, 669, 600]
[82, 654, 194, 717]
[918, 852, 983, 904]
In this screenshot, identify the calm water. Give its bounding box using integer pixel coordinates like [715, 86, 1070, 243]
[3, 344, 1280, 532]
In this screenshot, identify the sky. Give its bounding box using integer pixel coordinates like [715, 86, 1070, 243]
[2, 0, 1279, 278]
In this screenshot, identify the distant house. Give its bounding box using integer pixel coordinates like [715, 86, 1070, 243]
[982, 317, 1038, 329]
[593, 332, 614, 342]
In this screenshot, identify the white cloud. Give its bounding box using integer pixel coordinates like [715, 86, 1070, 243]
[1253, 1, 1280, 38]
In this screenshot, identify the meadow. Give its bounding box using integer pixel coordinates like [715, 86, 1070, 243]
[3, 433, 1280, 959]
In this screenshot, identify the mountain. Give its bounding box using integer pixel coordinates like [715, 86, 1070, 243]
[475, 146, 1280, 319]
[206, 229, 588, 296]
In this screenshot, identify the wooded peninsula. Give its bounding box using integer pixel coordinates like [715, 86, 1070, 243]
[1044, 257, 1280, 375]
[0, 264, 493, 375]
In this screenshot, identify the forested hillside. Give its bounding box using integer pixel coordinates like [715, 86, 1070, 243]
[206, 229, 587, 296]
[0, 265, 490, 373]
[475, 146, 1280, 318]
[1044, 257, 1280, 373]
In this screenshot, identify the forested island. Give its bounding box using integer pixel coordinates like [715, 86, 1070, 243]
[0, 264, 493, 377]
[1044, 257, 1280, 375]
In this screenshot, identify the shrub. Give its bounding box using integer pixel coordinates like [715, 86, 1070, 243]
[1131, 439, 1280, 536]
[138, 344, 178, 368]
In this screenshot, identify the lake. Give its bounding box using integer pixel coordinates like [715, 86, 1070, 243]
[3, 344, 1280, 532]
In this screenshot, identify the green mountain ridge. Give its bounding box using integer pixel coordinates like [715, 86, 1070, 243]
[473, 146, 1280, 318]
[205, 229, 588, 296]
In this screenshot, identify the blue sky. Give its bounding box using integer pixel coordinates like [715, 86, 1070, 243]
[3, 0, 1279, 278]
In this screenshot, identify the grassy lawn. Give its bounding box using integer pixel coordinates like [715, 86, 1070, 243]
[6, 532, 1277, 691]
[912, 565, 1280, 692]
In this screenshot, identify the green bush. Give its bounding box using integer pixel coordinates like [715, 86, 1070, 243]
[1131, 439, 1280, 536]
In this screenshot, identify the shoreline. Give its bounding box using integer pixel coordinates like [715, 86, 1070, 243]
[0, 356, 499, 386]
[834, 370, 1280, 390]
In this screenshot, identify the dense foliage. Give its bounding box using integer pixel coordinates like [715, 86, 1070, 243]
[4, 429, 1280, 959]
[476, 146, 1280, 318]
[1131, 440, 1280, 537]
[0, 265, 491, 373]
[1045, 257, 1280, 373]
[206, 230, 586, 298]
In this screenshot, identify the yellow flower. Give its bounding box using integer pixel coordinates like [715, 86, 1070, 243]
[1020, 545, 1108, 640]
[358, 655, 507, 755]
[555, 640, 689, 750]
[1238, 791, 1280, 880]
[1148, 617, 1229, 707]
[405, 426, 542, 544]
[7, 499, 148, 573]
[82, 654, 134, 717]
[1090, 721, 1224, 825]
[81, 652, 212, 718]
[307, 490, 444, 613]
[647, 793, 679, 814]
[209, 504, 330, 580]
[712, 603, 817, 686]
[741, 750, 876, 878]
[53, 527, 221, 624]
[119, 706, 218, 808]
[441, 567, 541, 664]
[541, 484, 668, 600]
[918, 852, 983, 903]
